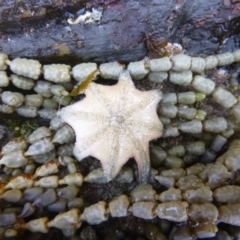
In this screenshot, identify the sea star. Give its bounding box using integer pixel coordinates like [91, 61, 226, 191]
[58, 70, 163, 182]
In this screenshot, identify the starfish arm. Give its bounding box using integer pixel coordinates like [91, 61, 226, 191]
[127, 132, 151, 183]
[125, 89, 162, 116]
[61, 111, 108, 141]
[126, 90, 163, 141]
[59, 92, 109, 116]
[101, 128, 138, 181]
[99, 70, 162, 116]
[74, 127, 130, 181]
[118, 70, 135, 86]
[73, 125, 110, 161]
[88, 83, 123, 114]
[101, 129, 121, 181]
[87, 74, 134, 115]
[128, 104, 163, 141]
[130, 119, 163, 141]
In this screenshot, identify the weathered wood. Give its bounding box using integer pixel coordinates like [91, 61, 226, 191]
[0, 0, 240, 64]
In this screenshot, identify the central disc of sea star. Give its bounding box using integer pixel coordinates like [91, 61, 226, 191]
[58, 70, 163, 182]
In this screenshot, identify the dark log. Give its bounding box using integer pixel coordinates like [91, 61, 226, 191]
[0, 0, 240, 64]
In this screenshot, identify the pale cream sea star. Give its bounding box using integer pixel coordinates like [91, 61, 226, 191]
[58, 70, 163, 182]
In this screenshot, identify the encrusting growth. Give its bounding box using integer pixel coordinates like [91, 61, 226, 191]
[0, 48, 240, 238]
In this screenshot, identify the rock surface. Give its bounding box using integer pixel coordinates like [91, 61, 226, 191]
[0, 0, 240, 63]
